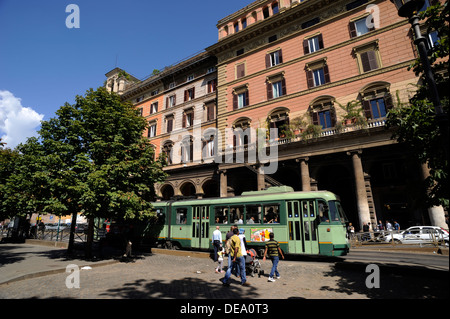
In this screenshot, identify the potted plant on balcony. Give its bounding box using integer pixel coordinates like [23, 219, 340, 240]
[289, 116, 308, 136]
[302, 124, 323, 139]
[337, 100, 367, 126]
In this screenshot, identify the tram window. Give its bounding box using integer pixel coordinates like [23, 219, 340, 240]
[246, 205, 261, 224]
[156, 209, 165, 225]
[176, 208, 188, 224]
[294, 202, 300, 217]
[334, 201, 349, 223]
[318, 200, 330, 223]
[215, 207, 229, 224]
[263, 204, 280, 223]
[230, 206, 244, 224]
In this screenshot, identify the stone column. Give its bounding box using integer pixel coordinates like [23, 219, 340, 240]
[420, 163, 447, 228]
[296, 157, 311, 191]
[257, 165, 266, 191]
[348, 150, 371, 231]
[219, 170, 228, 198]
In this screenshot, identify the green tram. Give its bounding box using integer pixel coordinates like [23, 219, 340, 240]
[152, 186, 350, 257]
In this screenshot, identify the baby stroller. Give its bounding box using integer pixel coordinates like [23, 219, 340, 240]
[245, 248, 261, 277]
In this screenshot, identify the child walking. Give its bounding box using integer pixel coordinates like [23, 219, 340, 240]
[215, 244, 225, 273]
[263, 232, 284, 282]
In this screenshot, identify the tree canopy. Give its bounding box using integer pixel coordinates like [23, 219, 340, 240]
[1, 88, 167, 254]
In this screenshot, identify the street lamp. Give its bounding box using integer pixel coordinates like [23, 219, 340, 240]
[390, 0, 443, 115]
[390, 0, 425, 18]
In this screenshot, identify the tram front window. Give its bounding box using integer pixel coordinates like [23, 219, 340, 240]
[329, 201, 348, 223]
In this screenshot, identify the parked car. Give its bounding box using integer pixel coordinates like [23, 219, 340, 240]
[384, 226, 449, 245]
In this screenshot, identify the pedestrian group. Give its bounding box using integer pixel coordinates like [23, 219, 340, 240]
[213, 225, 284, 286]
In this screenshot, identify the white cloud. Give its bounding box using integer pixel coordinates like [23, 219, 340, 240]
[0, 90, 44, 149]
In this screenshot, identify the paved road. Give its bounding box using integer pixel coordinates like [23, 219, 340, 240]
[0, 243, 448, 302]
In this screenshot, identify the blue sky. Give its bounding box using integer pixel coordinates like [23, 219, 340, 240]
[0, 0, 249, 148]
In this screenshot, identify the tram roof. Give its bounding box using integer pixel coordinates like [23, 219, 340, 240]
[153, 186, 339, 207]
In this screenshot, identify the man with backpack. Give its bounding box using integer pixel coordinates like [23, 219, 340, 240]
[221, 227, 250, 286]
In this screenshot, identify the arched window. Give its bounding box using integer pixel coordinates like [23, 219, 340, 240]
[162, 141, 174, 165]
[309, 96, 337, 129]
[359, 82, 394, 120]
[232, 117, 252, 147]
[267, 107, 290, 138]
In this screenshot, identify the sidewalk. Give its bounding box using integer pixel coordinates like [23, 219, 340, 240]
[0, 241, 120, 285]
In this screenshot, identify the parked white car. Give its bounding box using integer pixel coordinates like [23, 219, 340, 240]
[384, 226, 449, 245]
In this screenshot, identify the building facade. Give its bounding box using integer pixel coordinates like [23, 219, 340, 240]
[105, 0, 447, 231]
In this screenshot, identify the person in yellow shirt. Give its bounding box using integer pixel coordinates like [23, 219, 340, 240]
[220, 228, 250, 286]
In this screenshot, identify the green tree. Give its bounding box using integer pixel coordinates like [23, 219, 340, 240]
[386, 1, 449, 209]
[38, 87, 167, 256]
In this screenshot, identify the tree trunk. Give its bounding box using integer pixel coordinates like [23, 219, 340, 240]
[85, 216, 95, 259]
[67, 212, 78, 254]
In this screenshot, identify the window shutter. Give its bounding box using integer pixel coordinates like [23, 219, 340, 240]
[266, 54, 271, 68]
[330, 107, 337, 127]
[323, 65, 330, 84]
[245, 91, 249, 106]
[184, 90, 188, 102]
[318, 34, 324, 50]
[281, 78, 287, 96]
[182, 113, 186, 128]
[367, 50, 378, 70]
[192, 88, 195, 100]
[267, 82, 273, 100]
[363, 100, 372, 119]
[306, 70, 314, 88]
[173, 94, 176, 107]
[166, 97, 169, 109]
[384, 93, 394, 111]
[233, 94, 238, 110]
[349, 21, 357, 38]
[278, 49, 283, 64]
[312, 112, 319, 125]
[303, 39, 310, 55]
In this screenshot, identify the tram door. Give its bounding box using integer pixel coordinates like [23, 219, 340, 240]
[287, 200, 319, 254]
[192, 206, 210, 249]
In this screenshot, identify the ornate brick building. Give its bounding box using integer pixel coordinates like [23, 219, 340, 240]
[105, 0, 447, 231]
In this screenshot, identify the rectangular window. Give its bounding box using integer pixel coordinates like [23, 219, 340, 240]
[166, 117, 173, 133]
[360, 50, 379, 72]
[370, 98, 387, 119]
[206, 104, 215, 121]
[266, 50, 283, 68]
[233, 87, 249, 110]
[349, 16, 375, 38]
[184, 88, 195, 102]
[272, 81, 283, 98]
[242, 18, 247, 29]
[236, 63, 245, 79]
[318, 110, 332, 129]
[150, 102, 158, 114]
[263, 6, 270, 19]
[267, 78, 286, 100]
[246, 205, 261, 224]
[230, 206, 244, 224]
[176, 208, 188, 224]
[148, 123, 157, 138]
[306, 64, 330, 88]
[207, 79, 217, 93]
[263, 204, 280, 224]
[215, 207, 229, 224]
[167, 95, 176, 108]
[237, 92, 248, 109]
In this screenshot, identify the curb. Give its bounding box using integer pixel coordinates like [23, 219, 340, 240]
[0, 259, 120, 287]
